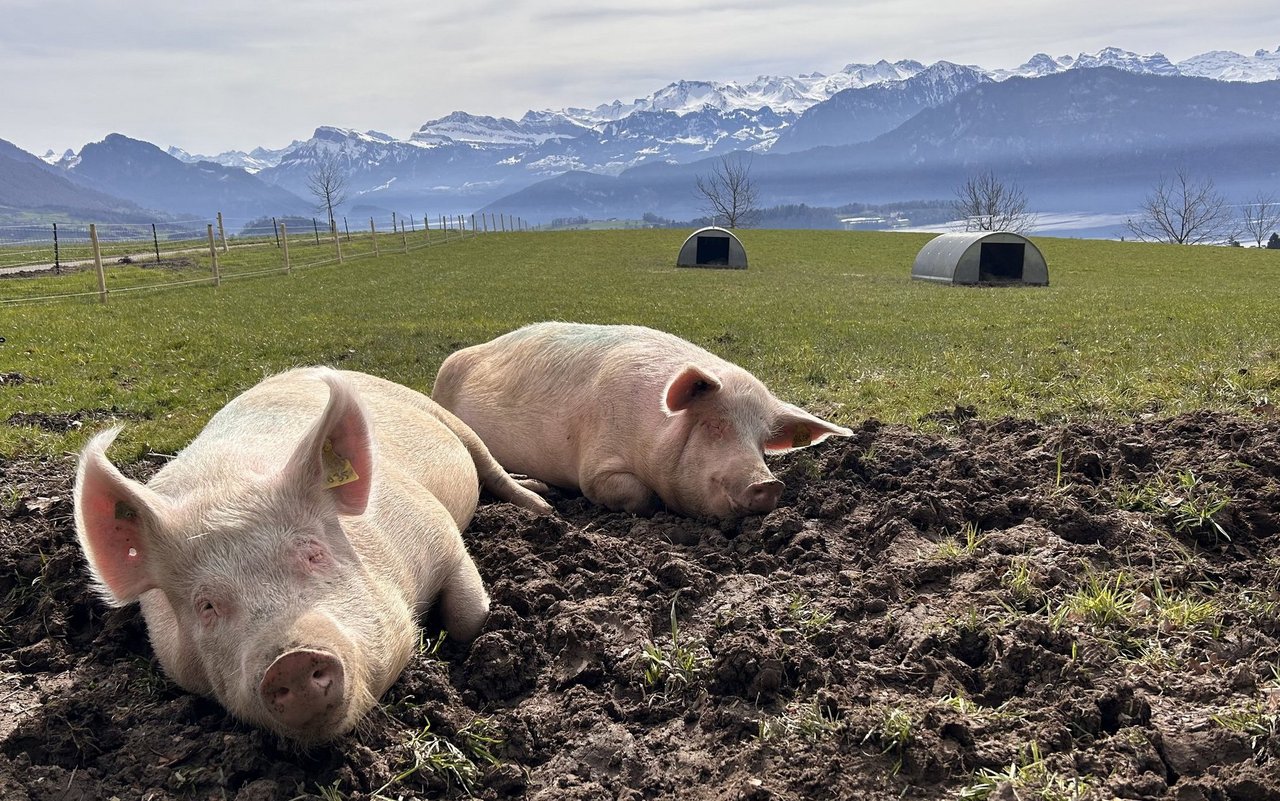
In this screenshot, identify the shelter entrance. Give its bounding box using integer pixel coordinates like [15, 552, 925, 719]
[695, 235, 730, 266]
[979, 242, 1025, 282]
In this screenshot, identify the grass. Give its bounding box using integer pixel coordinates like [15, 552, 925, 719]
[640, 594, 709, 699]
[1, 229, 1279, 460]
[863, 705, 915, 773]
[1116, 469, 1233, 542]
[1053, 571, 1135, 629]
[758, 698, 843, 743]
[958, 742, 1094, 800]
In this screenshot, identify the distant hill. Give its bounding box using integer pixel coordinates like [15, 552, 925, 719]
[0, 138, 152, 224]
[60, 134, 311, 220]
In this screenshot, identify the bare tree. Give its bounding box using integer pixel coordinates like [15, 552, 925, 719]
[695, 154, 760, 229]
[306, 151, 349, 230]
[951, 170, 1037, 233]
[1241, 190, 1280, 248]
[1125, 169, 1237, 245]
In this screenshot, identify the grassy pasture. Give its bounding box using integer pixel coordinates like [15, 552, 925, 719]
[1, 228, 1277, 460]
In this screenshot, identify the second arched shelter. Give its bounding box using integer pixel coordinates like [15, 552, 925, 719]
[911, 231, 1048, 286]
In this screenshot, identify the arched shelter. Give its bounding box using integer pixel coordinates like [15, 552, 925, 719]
[911, 231, 1048, 285]
[677, 226, 748, 269]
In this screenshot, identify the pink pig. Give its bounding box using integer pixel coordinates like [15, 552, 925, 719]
[73, 367, 549, 744]
[432, 322, 851, 518]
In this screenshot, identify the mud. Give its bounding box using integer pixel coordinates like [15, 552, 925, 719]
[1, 411, 1278, 800]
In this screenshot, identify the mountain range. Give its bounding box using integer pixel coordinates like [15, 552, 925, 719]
[4, 44, 1279, 229]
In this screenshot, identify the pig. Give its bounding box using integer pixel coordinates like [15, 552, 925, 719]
[432, 322, 852, 519]
[73, 367, 550, 744]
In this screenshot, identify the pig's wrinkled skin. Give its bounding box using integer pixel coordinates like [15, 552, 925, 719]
[73, 367, 550, 744]
[433, 322, 853, 519]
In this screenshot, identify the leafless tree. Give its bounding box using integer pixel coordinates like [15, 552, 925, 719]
[1125, 169, 1237, 245]
[695, 154, 760, 229]
[951, 170, 1038, 233]
[1240, 190, 1280, 248]
[305, 151, 349, 230]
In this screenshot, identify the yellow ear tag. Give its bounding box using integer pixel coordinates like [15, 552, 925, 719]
[791, 424, 813, 448]
[322, 439, 359, 489]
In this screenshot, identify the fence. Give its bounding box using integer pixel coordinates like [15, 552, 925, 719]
[0, 211, 530, 306]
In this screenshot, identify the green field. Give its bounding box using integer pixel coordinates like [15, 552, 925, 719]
[1, 229, 1277, 460]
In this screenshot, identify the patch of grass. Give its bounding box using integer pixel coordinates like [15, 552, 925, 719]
[1211, 703, 1278, 754]
[1002, 557, 1043, 605]
[640, 594, 709, 699]
[785, 592, 835, 639]
[1053, 571, 1135, 629]
[373, 721, 485, 797]
[1116, 469, 1232, 542]
[932, 522, 987, 561]
[4, 231, 1280, 460]
[1148, 582, 1222, 635]
[758, 698, 843, 743]
[958, 742, 1094, 800]
[863, 705, 915, 773]
[457, 716, 504, 768]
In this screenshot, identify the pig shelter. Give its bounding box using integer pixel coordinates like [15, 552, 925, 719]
[911, 231, 1048, 286]
[677, 226, 748, 269]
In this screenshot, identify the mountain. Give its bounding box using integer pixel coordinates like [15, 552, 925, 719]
[9, 44, 1280, 223]
[166, 142, 300, 173]
[0, 138, 149, 223]
[482, 69, 1280, 223]
[772, 62, 990, 152]
[59, 134, 311, 220]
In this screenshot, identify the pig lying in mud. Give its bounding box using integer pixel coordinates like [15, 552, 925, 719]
[73, 367, 549, 744]
[433, 322, 852, 518]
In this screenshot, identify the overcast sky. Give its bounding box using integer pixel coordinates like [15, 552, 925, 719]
[3, 0, 1277, 157]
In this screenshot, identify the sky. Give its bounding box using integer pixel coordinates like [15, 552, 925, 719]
[2, 0, 1278, 157]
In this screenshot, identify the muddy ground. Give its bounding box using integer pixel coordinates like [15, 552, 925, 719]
[1, 410, 1278, 800]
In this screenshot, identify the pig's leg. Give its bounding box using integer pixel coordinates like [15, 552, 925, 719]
[582, 469, 660, 516]
[439, 557, 490, 642]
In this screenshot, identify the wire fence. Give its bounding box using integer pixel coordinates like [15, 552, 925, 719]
[0, 211, 530, 306]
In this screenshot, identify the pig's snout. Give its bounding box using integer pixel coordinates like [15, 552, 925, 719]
[260, 649, 346, 732]
[741, 478, 785, 514]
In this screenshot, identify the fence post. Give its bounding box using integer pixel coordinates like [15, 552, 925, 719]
[409, 216, 415, 233]
[217, 212, 228, 252]
[281, 222, 291, 273]
[471, 214, 476, 233]
[343, 216, 351, 242]
[457, 215, 464, 236]
[370, 218, 379, 256]
[439, 215, 446, 238]
[150, 223, 161, 264]
[331, 221, 343, 263]
[401, 222, 408, 253]
[313, 218, 320, 245]
[273, 217, 280, 247]
[207, 224, 221, 286]
[424, 215, 431, 243]
[90, 223, 107, 303]
[52, 223, 60, 273]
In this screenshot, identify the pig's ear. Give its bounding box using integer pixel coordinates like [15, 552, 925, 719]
[764, 406, 853, 453]
[663, 365, 723, 413]
[74, 427, 170, 605]
[283, 370, 375, 515]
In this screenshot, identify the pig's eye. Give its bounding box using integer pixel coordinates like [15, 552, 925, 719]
[196, 599, 219, 626]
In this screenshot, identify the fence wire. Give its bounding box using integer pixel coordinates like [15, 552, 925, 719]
[0, 210, 529, 306]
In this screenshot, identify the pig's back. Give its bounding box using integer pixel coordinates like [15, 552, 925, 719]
[153, 369, 477, 524]
[432, 322, 720, 488]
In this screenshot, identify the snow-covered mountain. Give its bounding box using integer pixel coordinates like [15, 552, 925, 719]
[13, 43, 1277, 222]
[166, 141, 302, 173]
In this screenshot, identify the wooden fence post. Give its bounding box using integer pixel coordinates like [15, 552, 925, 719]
[370, 218, 379, 256]
[331, 221, 343, 263]
[439, 215, 446, 238]
[401, 222, 408, 253]
[207, 224, 220, 286]
[424, 215, 431, 243]
[217, 212, 228, 252]
[90, 223, 107, 304]
[281, 222, 291, 273]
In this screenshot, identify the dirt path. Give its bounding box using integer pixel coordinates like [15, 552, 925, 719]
[1, 411, 1277, 800]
